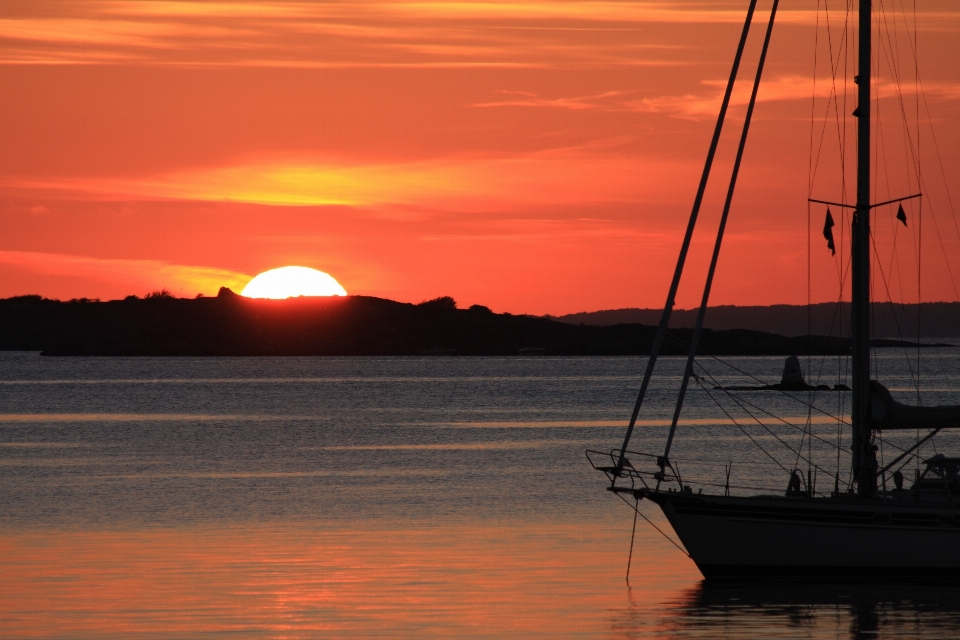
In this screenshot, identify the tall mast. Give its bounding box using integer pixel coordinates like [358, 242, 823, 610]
[851, 0, 874, 496]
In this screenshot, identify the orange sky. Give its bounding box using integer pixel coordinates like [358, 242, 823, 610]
[1, 0, 959, 314]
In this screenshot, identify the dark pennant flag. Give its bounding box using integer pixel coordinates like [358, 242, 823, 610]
[823, 209, 836, 255]
[897, 203, 908, 226]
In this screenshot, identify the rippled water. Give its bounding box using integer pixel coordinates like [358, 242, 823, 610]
[2, 350, 960, 638]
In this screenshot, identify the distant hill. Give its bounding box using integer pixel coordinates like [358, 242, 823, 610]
[0, 290, 892, 357]
[557, 302, 960, 338]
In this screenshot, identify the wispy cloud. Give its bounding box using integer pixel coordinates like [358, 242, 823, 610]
[0, 250, 250, 297]
[473, 89, 631, 110]
[5, 1, 953, 68]
[627, 76, 960, 119]
[419, 216, 665, 242]
[470, 76, 830, 117]
[0, 148, 695, 210]
[625, 75, 823, 119]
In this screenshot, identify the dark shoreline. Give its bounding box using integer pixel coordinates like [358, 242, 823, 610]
[557, 302, 960, 338]
[1, 292, 951, 357]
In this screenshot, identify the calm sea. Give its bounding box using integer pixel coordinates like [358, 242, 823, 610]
[3, 350, 960, 638]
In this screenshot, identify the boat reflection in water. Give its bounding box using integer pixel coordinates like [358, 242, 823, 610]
[619, 581, 960, 638]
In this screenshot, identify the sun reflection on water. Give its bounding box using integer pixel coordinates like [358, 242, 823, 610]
[0, 520, 699, 637]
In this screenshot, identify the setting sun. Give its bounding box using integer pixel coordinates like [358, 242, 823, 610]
[241, 266, 347, 299]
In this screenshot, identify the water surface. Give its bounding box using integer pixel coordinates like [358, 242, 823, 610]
[3, 351, 960, 637]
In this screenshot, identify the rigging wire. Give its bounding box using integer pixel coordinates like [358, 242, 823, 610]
[809, 0, 855, 215]
[697, 372, 853, 455]
[877, 0, 960, 461]
[689, 343, 853, 427]
[868, 228, 921, 390]
[625, 497, 639, 583]
[654, 325, 855, 427]
[695, 379, 792, 476]
[865, 0, 953, 467]
[808, 6, 853, 474]
[614, 493, 690, 559]
[693, 366, 843, 481]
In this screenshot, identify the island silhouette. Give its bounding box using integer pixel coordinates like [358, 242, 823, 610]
[0, 288, 947, 356]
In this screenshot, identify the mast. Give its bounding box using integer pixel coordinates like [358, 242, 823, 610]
[851, 0, 874, 496]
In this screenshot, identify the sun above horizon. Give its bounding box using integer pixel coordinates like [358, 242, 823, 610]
[241, 266, 348, 299]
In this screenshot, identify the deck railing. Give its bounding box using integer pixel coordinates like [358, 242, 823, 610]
[585, 448, 684, 494]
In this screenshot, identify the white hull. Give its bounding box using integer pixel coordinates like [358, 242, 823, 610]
[644, 491, 960, 578]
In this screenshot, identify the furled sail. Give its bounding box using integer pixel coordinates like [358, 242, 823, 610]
[870, 381, 960, 430]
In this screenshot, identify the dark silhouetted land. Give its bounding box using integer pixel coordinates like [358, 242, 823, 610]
[557, 302, 960, 338]
[0, 290, 949, 356]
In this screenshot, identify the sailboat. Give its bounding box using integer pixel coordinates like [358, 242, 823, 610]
[589, 0, 960, 578]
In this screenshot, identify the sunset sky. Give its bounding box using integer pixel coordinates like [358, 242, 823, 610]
[1, 0, 959, 314]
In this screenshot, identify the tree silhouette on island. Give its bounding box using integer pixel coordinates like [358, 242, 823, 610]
[3, 290, 944, 357]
